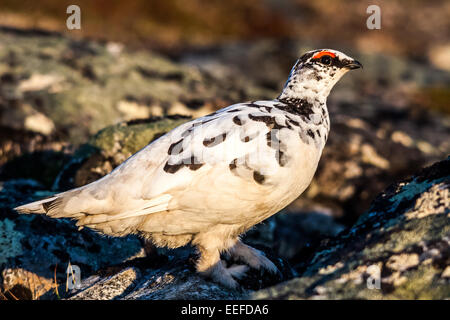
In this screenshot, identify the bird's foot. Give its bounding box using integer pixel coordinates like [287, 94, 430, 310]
[224, 262, 249, 280]
[230, 241, 279, 274]
[199, 260, 249, 289]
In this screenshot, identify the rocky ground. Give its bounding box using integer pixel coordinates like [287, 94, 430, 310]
[0, 27, 449, 300]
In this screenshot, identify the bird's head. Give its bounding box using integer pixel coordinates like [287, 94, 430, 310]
[279, 49, 362, 102]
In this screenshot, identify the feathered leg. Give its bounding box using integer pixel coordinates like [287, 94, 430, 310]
[193, 233, 248, 289]
[229, 240, 279, 274]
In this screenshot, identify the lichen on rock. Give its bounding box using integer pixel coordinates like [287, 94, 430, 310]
[0, 218, 24, 265]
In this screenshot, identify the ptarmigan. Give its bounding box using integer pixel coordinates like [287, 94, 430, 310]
[15, 49, 362, 289]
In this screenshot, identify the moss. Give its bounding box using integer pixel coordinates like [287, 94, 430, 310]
[366, 215, 440, 256]
[89, 116, 190, 157]
[387, 264, 449, 299]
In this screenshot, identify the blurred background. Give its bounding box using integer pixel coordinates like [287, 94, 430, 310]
[0, 0, 449, 299]
[2, 0, 450, 58]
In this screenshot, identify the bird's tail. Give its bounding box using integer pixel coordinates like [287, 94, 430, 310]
[14, 183, 173, 236]
[14, 187, 83, 217]
[14, 196, 60, 214]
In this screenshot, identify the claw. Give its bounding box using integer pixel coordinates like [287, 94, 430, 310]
[230, 242, 280, 275]
[227, 264, 249, 279]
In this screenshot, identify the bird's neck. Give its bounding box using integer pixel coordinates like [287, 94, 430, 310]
[277, 82, 329, 121]
[278, 62, 333, 105]
[276, 76, 331, 137]
[278, 81, 330, 106]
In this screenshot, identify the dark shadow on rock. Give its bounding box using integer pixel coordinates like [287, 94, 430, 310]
[0, 150, 70, 189]
[243, 211, 345, 273]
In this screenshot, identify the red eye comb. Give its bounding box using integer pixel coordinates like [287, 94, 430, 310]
[312, 51, 336, 59]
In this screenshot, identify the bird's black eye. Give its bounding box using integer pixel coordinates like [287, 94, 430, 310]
[321, 55, 332, 65]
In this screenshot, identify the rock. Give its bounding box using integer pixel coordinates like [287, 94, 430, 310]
[243, 210, 345, 264]
[428, 44, 450, 72]
[69, 267, 142, 300]
[1, 267, 55, 300]
[251, 157, 450, 300]
[66, 246, 294, 300]
[0, 179, 144, 300]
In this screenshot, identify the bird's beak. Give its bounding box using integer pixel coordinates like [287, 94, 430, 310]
[344, 60, 363, 70]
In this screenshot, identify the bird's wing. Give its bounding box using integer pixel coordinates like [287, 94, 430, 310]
[139, 101, 288, 197]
